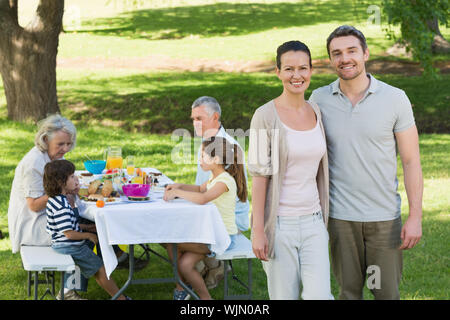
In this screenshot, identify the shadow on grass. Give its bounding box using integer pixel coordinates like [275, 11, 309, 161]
[58, 71, 287, 133]
[57, 72, 450, 134]
[375, 75, 450, 134]
[74, 1, 368, 40]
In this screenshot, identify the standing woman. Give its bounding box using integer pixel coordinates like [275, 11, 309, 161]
[8, 114, 76, 254]
[248, 41, 333, 300]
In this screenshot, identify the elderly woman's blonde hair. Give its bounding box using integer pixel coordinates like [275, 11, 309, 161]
[34, 114, 77, 152]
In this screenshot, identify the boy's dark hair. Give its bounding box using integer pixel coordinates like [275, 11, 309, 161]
[202, 136, 248, 203]
[326, 25, 367, 57]
[276, 40, 312, 69]
[43, 159, 75, 197]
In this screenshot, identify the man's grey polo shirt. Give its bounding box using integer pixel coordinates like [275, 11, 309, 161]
[309, 74, 415, 222]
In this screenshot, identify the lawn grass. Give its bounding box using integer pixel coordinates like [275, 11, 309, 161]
[59, 0, 384, 61]
[1, 68, 449, 134]
[0, 0, 448, 301]
[0, 118, 448, 299]
[1, 50, 449, 302]
[49, 69, 450, 134]
[58, 3, 389, 61]
[55, 0, 449, 62]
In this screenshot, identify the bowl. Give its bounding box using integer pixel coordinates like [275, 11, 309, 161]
[122, 184, 150, 197]
[84, 160, 106, 174]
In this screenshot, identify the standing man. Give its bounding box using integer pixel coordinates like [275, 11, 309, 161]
[192, 96, 250, 287]
[310, 25, 423, 300]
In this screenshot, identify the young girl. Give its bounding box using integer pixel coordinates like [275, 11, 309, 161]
[163, 136, 247, 300]
[44, 159, 129, 300]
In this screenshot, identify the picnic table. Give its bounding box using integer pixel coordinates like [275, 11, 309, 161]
[77, 168, 231, 300]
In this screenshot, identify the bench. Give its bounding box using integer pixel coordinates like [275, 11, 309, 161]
[215, 233, 256, 300]
[20, 246, 76, 300]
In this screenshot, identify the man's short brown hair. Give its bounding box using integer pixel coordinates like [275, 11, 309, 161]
[326, 25, 367, 57]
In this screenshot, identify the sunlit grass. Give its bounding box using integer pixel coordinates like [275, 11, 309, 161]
[0, 0, 447, 300]
[0, 116, 448, 299]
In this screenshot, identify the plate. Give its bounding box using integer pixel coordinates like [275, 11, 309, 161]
[80, 196, 123, 205]
[124, 197, 154, 203]
[104, 197, 123, 204]
[127, 196, 150, 201]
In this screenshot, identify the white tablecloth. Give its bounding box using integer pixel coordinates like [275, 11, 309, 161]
[79, 187, 231, 278]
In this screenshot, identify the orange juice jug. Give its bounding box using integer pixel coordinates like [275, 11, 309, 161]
[105, 146, 123, 170]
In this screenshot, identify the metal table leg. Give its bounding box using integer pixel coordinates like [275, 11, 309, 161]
[34, 272, 38, 300]
[60, 272, 65, 300]
[112, 244, 135, 300]
[111, 243, 200, 300]
[27, 271, 31, 297]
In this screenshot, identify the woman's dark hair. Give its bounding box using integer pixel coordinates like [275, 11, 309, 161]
[43, 159, 75, 197]
[202, 136, 248, 202]
[276, 40, 312, 69]
[326, 25, 367, 57]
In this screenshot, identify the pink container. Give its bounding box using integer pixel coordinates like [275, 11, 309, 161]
[122, 184, 151, 197]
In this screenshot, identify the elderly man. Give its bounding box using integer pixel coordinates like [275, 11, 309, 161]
[191, 96, 250, 290]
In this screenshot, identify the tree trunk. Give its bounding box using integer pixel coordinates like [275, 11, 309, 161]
[427, 17, 450, 54]
[0, 0, 64, 122]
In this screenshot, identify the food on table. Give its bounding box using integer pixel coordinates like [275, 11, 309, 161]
[78, 187, 89, 197]
[96, 199, 105, 208]
[127, 165, 135, 175]
[132, 176, 144, 184]
[88, 193, 104, 201]
[127, 196, 150, 201]
[88, 180, 102, 194]
[81, 172, 93, 177]
[101, 180, 113, 197]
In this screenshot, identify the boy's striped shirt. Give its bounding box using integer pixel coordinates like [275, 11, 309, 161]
[46, 195, 84, 245]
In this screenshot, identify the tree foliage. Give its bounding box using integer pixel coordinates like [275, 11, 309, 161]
[382, 0, 449, 77]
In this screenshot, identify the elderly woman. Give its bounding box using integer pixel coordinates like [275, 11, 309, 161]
[8, 114, 76, 254]
[8, 114, 146, 299]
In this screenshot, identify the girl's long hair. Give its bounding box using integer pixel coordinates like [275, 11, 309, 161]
[202, 136, 248, 202]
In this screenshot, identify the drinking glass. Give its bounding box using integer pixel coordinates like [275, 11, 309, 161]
[126, 156, 135, 176]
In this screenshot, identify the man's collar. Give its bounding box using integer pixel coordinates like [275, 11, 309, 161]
[201, 125, 223, 141]
[332, 73, 379, 94]
[366, 73, 379, 93]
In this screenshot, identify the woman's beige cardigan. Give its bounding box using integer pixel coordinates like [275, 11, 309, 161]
[248, 100, 329, 260]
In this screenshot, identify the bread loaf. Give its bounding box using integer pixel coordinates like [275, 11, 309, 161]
[101, 180, 113, 197]
[87, 194, 104, 201]
[88, 180, 102, 194]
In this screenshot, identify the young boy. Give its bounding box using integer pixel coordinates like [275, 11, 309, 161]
[44, 159, 130, 300]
